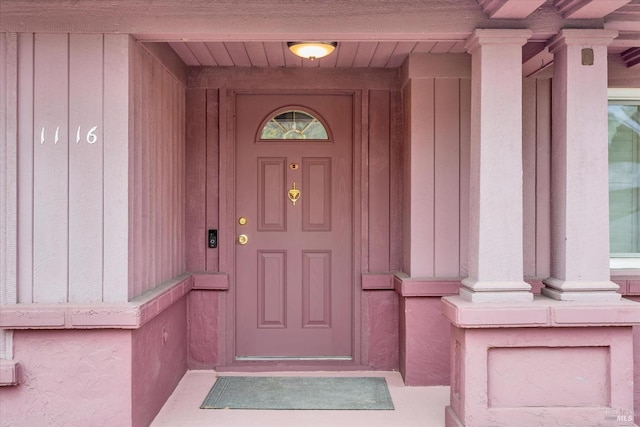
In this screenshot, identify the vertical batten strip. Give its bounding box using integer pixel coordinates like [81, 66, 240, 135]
[33, 33, 70, 303]
[165, 68, 172, 280]
[131, 39, 144, 299]
[103, 34, 129, 302]
[160, 67, 168, 282]
[522, 78, 538, 277]
[2, 33, 18, 307]
[389, 90, 403, 272]
[178, 81, 184, 276]
[175, 77, 181, 277]
[535, 78, 552, 278]
[17, 33, 34, 303]
[68, 34, 104, 302]
[459, 78, 471, 277]
[179, 82, 187, 274]
[171, 77, 177, 277]
[141, 46, 152, 296]
[434, 78, 461, 276]
[153, 52, 161, 288]
[185, 89, 207, 271]
[1, 32, 18, 361]
[360, 89, 370, 274]
[206, 89, 220, 272]
[368, 90, 391, 272]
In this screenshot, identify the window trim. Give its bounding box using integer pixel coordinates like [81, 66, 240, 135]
[608, 88, 640, 270]
[256, 106, 333, 142]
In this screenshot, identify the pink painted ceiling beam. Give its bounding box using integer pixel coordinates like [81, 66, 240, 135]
[622, 47, 640, 67]
[522, 45, 554, 77]
[555, 0, 632, 19]
[477, 0, 546, 18]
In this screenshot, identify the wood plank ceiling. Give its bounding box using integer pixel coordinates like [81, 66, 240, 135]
[159, 0, 640, 69]
[167, 41, 468, 68]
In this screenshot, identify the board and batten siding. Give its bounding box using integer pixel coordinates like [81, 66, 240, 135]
[184, 62, 556, 281]
[184, 68, 403, 280]
[523, 78, 552, 280]
[13, 33, 185, 304]
[128, 40, 186, 299]
[400, 54, 553, 280]
[1, 32, 18, 360]
[403, 73, 471, 278]
[367, 89, 404, 274]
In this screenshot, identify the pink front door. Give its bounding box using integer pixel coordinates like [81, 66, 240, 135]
[234, 93, 353, 359]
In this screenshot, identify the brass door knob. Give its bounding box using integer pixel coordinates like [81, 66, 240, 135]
[237, 234, 248, 245]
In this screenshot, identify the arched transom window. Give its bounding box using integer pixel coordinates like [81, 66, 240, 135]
[260, 109, 329, 140]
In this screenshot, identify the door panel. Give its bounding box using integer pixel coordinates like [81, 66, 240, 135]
[234, 93, 353, 359]
[257, 157, 286, 231]
[257, 250, 286, 328]
[302, 158, 331, 231]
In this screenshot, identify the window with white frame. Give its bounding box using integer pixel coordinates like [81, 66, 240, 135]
[608, 88, 640, 269]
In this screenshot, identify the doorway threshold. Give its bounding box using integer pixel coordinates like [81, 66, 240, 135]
[236, 356, 353, 361]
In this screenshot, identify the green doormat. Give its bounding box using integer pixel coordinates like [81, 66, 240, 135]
[200, 376, 395, 410]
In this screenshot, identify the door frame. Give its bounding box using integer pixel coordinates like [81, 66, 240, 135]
[219, 89, 364, 369]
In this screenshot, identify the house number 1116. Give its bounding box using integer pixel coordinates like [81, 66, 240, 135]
[39, 125, 99, 145]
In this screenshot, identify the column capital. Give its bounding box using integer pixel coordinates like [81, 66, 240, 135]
[465, 29, 533, 53]
[547, 29, 619, 54]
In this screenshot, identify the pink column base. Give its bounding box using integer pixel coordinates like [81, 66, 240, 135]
[442, 295, 640, 427]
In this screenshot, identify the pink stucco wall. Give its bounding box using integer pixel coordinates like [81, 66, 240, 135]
[132, 296, 188, 427]
[399, 296, 451, 386]
[187, 290, 220, 369]
[0, 330, 132, 426]
[0, 279, 191, 427]
[365, 290, 399, 370]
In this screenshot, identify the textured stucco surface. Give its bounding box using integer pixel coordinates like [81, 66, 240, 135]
[447, 325, 635, 427]
[0, 329, 132, 427]
[400, 297, 451, 386]
[187, 290, 219, 369]
[365, 290, 399, 370]
[0, 297, 189, 427]
[132, 296, 188, 427]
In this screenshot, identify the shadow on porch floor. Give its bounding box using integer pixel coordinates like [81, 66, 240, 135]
[151, 371, 449, 427]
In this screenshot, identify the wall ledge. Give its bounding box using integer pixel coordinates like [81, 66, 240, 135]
[0, 360, 21, 386]
[393, 273, 461, 296]
[0, 274, 192, 330]
[191, 272, 229, 290]
[442, 294, 640, 328]
[361, 273, 395, 290]
[393, 273, 640, 297]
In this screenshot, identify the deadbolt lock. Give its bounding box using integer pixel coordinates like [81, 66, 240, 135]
[238, 217, 247, 225]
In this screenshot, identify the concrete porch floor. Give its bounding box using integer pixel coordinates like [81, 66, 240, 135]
[151, 370, 450, 426]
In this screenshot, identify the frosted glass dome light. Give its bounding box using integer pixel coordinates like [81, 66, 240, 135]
[287, 42, 337, 60]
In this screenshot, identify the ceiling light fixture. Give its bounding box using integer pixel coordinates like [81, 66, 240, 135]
[287, 41, 338, 61]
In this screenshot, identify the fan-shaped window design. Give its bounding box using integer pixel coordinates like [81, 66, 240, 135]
[260, 110, 329, 140]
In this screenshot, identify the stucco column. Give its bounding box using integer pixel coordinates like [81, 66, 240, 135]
[461, 29, 533, 302]
[542, 29, 621, 302]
